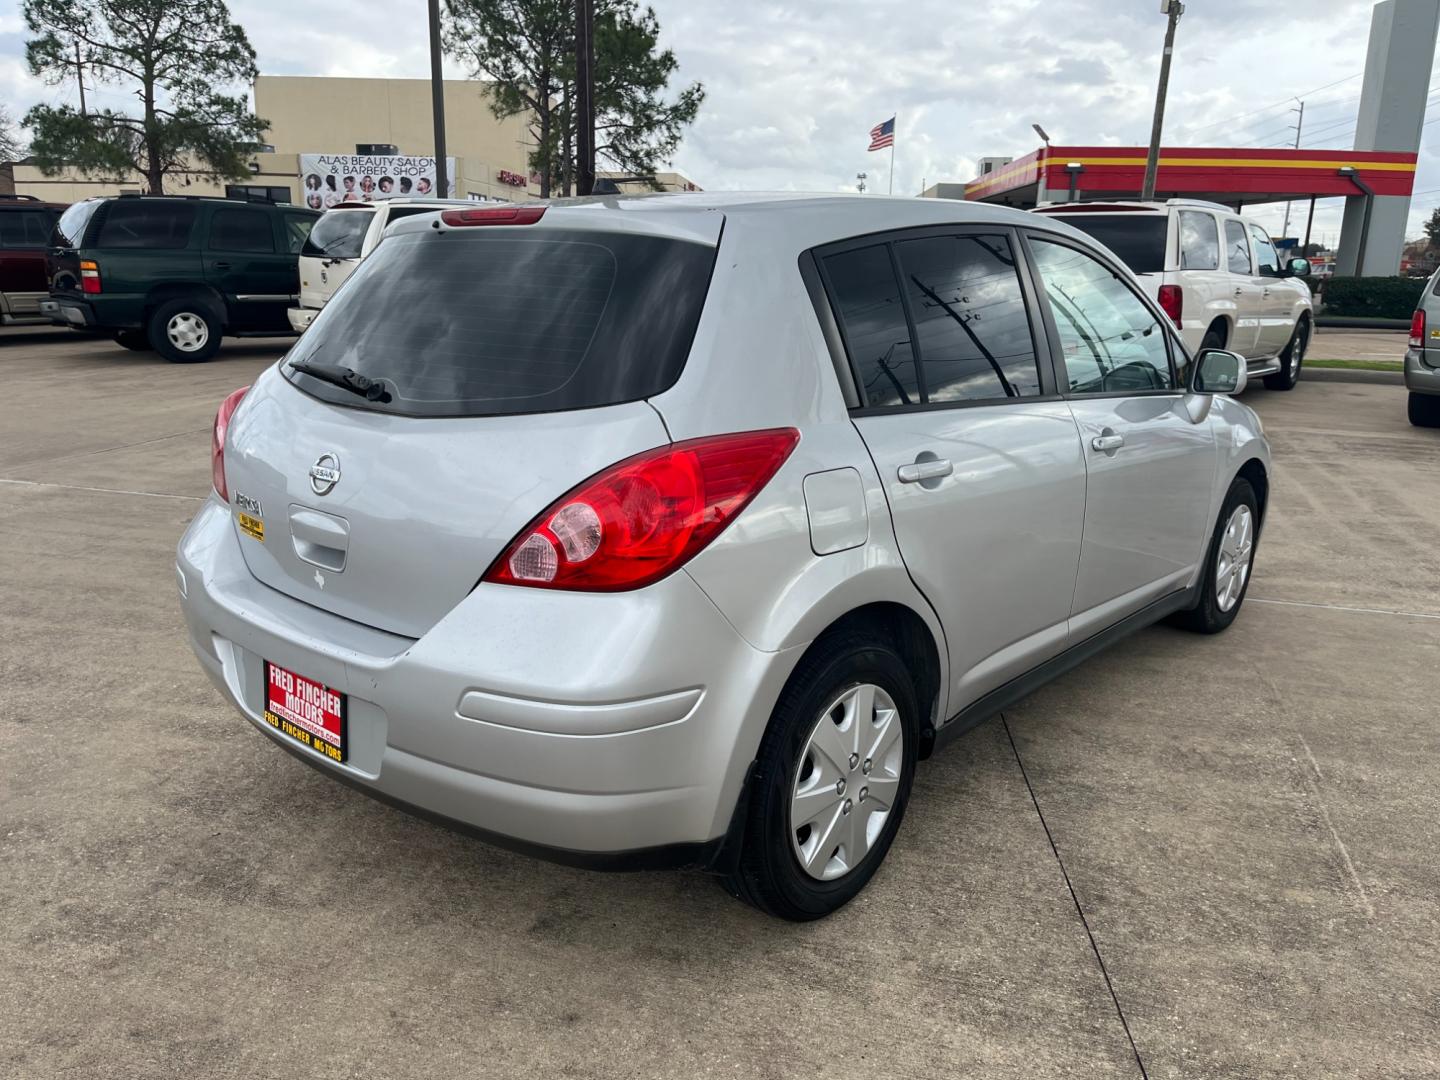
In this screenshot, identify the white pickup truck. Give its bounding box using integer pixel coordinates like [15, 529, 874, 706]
[1035, 200, 1315, 390]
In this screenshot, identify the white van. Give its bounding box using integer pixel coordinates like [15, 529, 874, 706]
[288, 199, 477, 332]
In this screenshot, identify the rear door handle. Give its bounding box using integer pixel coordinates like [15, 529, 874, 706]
[1091, 433, 1125, 453]
[1233, 287, 1244, 297]
[897, 459, 953, 484]
[212, 261, 231, 270]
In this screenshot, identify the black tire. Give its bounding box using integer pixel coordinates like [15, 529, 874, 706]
[722, 630, 920, 921]
[1200, 326, 1225, 354]
[148, 298, 222, 363]
[1408, 392, 1440, 428]
[1263, 316, 1308, 391]
[113, 329, 152, 351]
[1169, 477, 1259, 635]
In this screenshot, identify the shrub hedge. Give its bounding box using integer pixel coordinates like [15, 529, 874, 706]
[1319, 276, 1427, 319]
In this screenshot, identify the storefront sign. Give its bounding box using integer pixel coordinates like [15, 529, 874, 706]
[298, 154, 457, 208]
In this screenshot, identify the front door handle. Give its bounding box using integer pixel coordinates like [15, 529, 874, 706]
[212, 261, 232, 270]
[897, 458, 953, 484]
[1091, 433, 1125, 453]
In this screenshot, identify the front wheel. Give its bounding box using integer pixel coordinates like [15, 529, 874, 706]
[1169, 477, 1259, 634]
[723, 631, 919, 920]
[1263, 317, 1308, 391]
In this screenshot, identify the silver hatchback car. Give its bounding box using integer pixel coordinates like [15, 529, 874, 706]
[178, 194, 1269, 920]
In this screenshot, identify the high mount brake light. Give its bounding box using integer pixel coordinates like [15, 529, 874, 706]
[1410, 309, 1426, 350]
[440, 206, 547, 227]
[1157, 284, 1183, 327]
[211, 386, 250, 503]
[483, 428, 801, 592]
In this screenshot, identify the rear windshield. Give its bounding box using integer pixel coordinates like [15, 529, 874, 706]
[283, 227, 717, 418]
[1049, 215, 1167, 274]
[302, 210, 375, 259]
[52, 200, 102, 247]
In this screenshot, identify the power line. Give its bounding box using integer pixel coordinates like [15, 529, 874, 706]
[1176, 72, 1361, 137]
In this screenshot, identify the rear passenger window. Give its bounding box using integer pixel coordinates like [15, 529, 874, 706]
[95, 201, 197, 249]
[894, 233, 1040, 401]
[823, 245, 920, 407]
[1178, 211, 1220, 270]
[208, 209, 275, 253]
[283, 214, 316, 254]
[1224, 220, 1252, 274]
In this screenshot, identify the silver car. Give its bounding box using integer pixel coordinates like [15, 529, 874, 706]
[1406, 269, 1440, 427]
[178, 195, 1269, 920]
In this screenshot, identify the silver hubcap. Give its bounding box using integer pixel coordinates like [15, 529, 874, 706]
[1215, 504, 1255, 612]
[166, 312, 209, 353]
[790, 682, 904, 881]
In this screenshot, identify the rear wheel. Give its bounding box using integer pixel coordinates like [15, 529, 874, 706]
[113, 329, 152, 352]
[1200, 326, 1225, 354]
[1170, 477, 1259, 634]
[1408, 392, 1440, 428]
[723, 631, 919, 920]
[149, 298, 222, 363]
[1263, 316, 1308, 391]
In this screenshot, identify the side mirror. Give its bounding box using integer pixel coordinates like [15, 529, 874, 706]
[1191, 348, 1248, 395]
[1286, 257, 1311, 278]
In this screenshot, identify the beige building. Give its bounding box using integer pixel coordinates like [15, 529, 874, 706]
[11, 75, 699, 204]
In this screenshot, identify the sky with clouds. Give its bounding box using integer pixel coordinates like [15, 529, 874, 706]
[3, 0, 1439, 246]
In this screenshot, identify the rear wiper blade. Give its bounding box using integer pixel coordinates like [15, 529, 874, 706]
[288, 359, 391, 403]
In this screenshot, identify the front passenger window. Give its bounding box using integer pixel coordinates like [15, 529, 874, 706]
[1249, 225, 1280, 276]
[1029, 238, 1173, 394]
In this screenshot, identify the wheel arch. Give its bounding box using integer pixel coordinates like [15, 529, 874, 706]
[145, 284, 227, 327]
[1204, 314, 1231, 348]
[1235, 456, 1269, 525]
[782, 601, 945, 760]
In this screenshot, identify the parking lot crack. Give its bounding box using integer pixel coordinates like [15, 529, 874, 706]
[1002, 713, 1150, 1080]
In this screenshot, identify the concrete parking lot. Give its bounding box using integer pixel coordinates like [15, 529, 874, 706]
[3, 327, 1438, 1079]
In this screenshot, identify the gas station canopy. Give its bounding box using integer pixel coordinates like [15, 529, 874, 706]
[962, 145, 1418, 209]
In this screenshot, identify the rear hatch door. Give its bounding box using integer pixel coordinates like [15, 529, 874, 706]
[225, 207, 722, 638]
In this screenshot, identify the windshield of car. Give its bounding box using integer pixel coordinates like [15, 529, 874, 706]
[283, 227, 717, 418]
[52, 201, 102, 248]
[1048, 215, 1167, 274]
[301, 209, 375, 259]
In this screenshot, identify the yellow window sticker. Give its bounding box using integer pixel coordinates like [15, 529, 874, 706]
[238, 513, 265, 542]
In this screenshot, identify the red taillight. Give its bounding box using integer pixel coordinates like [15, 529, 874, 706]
[80, 260, 101, 294]
[483, 428, 801, 591]
[1410, 309, 1426, 349]
[211, 386, 250, 503]
[1158, 284, 1183, 327]
[440, 206, 547, 227]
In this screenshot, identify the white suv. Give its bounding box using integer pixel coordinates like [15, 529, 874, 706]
[287, 198, 477, 332]
[1035, 200, 1314, 391]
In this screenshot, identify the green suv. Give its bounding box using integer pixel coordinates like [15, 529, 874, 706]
[45, 195, 319, 362]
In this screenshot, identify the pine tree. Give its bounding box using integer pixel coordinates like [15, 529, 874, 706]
[22, 0, 266, 194]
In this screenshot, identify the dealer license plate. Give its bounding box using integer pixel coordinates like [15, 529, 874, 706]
[263, 660, 346, 763]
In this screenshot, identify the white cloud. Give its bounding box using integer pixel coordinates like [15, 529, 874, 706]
[4, 0, 1440, 243]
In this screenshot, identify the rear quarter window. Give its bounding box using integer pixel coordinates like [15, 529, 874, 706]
[1048, 215, 1167, 274]
[94, 201, 198, 249]
[53, 201, 102, 247]
[1178, 210, 1220, 270]
[283, 228, 717, 418]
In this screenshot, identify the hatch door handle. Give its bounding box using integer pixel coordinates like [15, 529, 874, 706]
[897, 458, 954, 484]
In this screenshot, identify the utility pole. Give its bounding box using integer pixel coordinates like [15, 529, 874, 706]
[426, 0, 448, 197]
[856, 172, 867, 194]
[575, 0, 596, 196]
[1141, 0, 1184, 202]
[1281, 98, 1305, 239]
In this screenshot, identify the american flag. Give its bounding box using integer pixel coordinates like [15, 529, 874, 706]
[868, 117, 895, 151]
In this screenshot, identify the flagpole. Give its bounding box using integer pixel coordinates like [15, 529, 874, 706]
[889, 114, 895, 194]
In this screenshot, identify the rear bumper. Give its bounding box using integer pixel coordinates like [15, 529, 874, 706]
[1405, 348, 1440, 395]
[176, 497, 802, 864]
[286, 306, 318, 333]
[40, 297, 95, 328]
[2, 290, 52, 323]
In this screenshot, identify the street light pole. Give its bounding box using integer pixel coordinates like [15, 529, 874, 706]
[427, 0, 449, 197]
[1141, 0, 1184, 202]
[575, 0, 596, 196]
